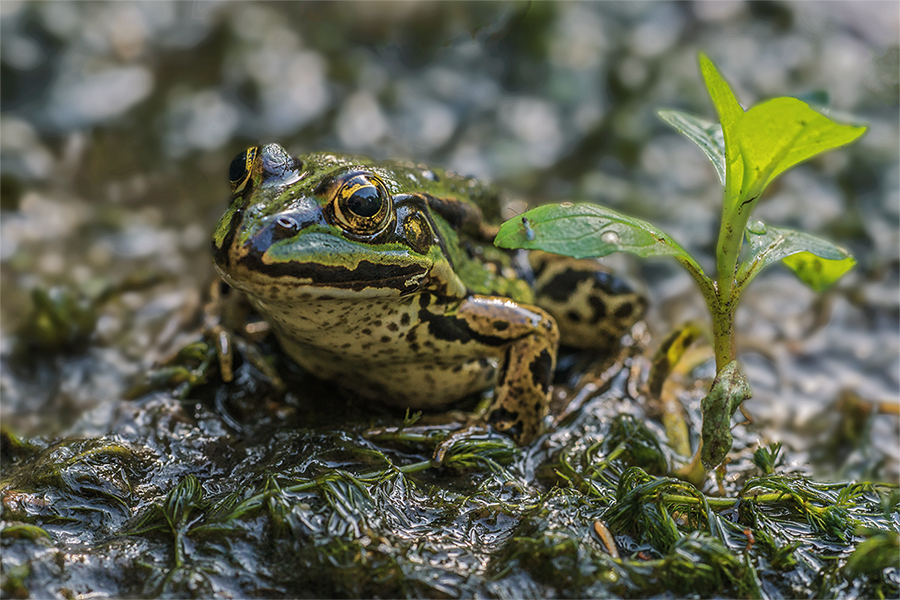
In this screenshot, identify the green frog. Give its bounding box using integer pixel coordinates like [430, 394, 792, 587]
[212, 143, 645, 444]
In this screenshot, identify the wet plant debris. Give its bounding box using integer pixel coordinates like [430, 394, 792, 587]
[2, 334, 897, 599]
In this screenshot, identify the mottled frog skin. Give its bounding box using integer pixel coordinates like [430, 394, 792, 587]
[212, 144, 645, 443]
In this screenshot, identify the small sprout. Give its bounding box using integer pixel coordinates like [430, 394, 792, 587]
[752, 443, 784, 475]
[496, 53, 866, 470]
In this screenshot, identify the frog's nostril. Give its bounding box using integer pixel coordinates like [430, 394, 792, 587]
[272, 215, 300, 240]
[276, 215, 298, 230]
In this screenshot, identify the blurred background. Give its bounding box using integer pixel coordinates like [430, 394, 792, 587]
[1, 1, 898, 478]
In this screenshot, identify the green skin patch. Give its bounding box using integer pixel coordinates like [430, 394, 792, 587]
[213, 145, 646, 444]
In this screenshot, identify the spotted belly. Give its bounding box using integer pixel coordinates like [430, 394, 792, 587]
[251, 293, 506, 408]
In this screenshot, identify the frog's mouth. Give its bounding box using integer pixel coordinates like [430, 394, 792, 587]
[240, 253, 430, 296]
[216, 229, 432, 300]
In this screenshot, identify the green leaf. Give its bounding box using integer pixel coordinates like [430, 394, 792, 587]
[737, 221, 856, 291]
[496, 203, 716, 298]
[699, 54, 745, 202]
[658, 109, 726, 185]
[700, 361, 751, 470]
[495, 202, 702, 270]
[781, 252, 856, 292]
[736, 97, 866, 201]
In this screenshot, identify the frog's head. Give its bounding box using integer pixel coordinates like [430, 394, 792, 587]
[212, 144, 463, 301]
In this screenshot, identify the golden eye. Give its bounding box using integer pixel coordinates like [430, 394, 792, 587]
[228, 147, 258, 194]
[333, 173, 392, 234]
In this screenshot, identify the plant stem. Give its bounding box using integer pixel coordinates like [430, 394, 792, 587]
[680, 258, 736, 373]
[710, 293, 736, 372]
[674, 256, 736, 372]
[713, 202, 743, 372]
[716, 237, 738, 304]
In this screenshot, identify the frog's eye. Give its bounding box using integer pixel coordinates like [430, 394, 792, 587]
[229, 147, 259, 195]
[332, 173, 392, 234]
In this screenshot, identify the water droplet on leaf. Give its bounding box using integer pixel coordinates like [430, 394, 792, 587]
[747, 220, 767, 235]
[601, 230, 620, 245]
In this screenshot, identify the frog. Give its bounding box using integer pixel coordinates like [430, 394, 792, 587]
[212, 143, 646, 445]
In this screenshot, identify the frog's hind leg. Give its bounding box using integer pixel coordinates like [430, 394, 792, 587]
[433, 295, 559, 462]
[529, 251, 646, 351]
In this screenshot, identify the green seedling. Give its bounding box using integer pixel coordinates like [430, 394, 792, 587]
[496, 54, 865, 471]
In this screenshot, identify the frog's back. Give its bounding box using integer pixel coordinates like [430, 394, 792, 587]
[372, 157, 505, 225]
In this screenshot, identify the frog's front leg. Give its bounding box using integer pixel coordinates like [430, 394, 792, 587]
[454, 295, 559, 444]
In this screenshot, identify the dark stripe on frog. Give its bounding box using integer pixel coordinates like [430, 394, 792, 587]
[237, 254, 427, 292]
[417, 306, 523, 347]
[588, 295, 607, 324]
[538, 270, 593, 302]
[488, 406, 521, 437]
[528, 348, 553, 393]
[615, 296, 646, 319]
[538, 269, 636, 302]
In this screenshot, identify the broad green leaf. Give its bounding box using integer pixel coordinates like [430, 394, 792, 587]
[737, 97, 866, 201]
[699, 54, 744, 201]
[495, 203, 703, 273]
[737, 221, 856, 292]
[700, 361, 751, 470]
[658, 109, 726, 185]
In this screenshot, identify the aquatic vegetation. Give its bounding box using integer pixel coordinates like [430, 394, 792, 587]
[2, 368, 897, 598]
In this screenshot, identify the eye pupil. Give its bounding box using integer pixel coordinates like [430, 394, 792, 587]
[228, 147, 258, 194]
[229, 152, 248, 184]
[333, 173, 391, 234]
[346, 186, 382, 217]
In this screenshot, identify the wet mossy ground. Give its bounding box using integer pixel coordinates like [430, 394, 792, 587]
[2, 317, 897, 599]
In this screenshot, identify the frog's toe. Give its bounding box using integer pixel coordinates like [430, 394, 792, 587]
[487, 406, 539, 445]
